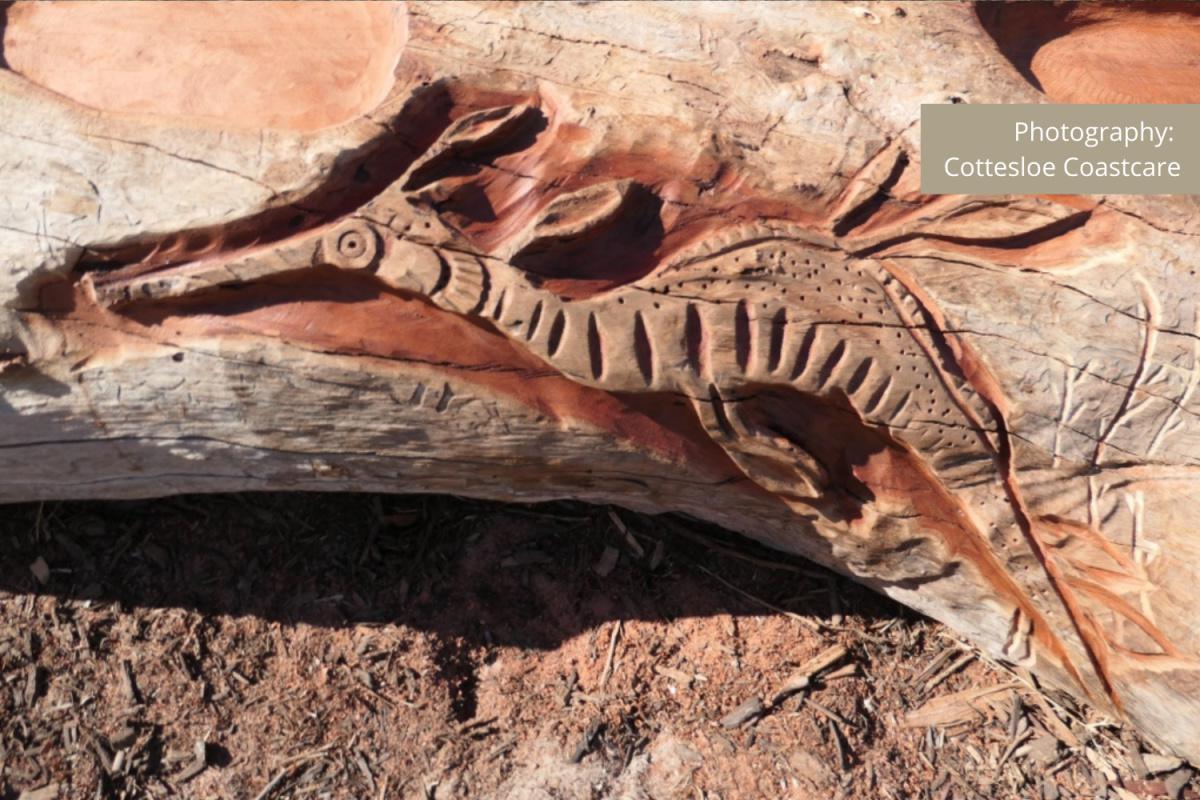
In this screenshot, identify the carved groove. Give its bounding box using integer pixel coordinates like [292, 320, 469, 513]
[490, 287, 507, 320]
[429, 250, 452, 297]
[587, 312, 604, 380]
[846, 357, 874, 396]
[442, 251, 490, 314]
[547, 309, 566, 357]
[863, 374, 893, 416]
[935, 451, 994, 471]
[685, 303, 705, 375]
[708, 384, 735, 439]
[791, 325, 819, 381]
[633, 311, 654, 386]
[734, 300, 751, 374]
[816, 340, 848, 390]
[767, 307, 787, 373]
[436, 382, 454, 413]
[526, 299, 544, 341]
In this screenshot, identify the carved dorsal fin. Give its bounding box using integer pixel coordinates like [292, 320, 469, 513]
[661, 220, 837, 271]
[502, 180, 635, 261]
[402, 103, 543, 193]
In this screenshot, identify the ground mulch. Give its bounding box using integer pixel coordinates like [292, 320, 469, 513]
[0, 493, 1194, 799]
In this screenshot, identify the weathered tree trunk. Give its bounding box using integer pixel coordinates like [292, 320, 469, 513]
[4, 0, 1200, 761]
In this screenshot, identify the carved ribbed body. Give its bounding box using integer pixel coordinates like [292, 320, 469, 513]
[89, 209, 1005, 496]
[421, 229, 1001, 492]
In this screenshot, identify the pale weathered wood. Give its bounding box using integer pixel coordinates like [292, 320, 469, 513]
[4, 0, 1200, 762]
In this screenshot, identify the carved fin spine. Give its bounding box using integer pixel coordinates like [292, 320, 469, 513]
[547, 308, 567, 357]
[436, 250, 490, 315]
[816, 340, 849, 391]
[743, 302, 784, 381]
[846, 357, 875, 396]
[526, 299, 544, 341]
[587, 311, 604, 380]
[790, 325, 820, 382]
[734, 300, 752, 374]
[633, 311, 654, 386]
[862, 373, 894, 417]
[766, 307, 788, 375]
[683, 303, 703, 374]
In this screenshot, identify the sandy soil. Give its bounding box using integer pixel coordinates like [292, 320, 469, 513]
[0, 494, 1195, 799]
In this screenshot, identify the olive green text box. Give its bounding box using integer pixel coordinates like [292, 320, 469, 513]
[921, 104, 1200, 195]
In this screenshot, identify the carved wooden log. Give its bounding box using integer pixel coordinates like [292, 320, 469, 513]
[4, 0, 1200, 761]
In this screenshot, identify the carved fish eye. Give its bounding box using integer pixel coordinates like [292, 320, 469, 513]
[337, 231, 366, 259]
[322, 221, 380, 272]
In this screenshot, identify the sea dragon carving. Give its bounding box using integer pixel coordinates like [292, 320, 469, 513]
[81, 103, 1190, 711]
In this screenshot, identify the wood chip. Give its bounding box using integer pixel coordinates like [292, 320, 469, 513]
[29, 557, 50, 585]
[354, 748, 376, 796]
[1024, 734, 1060, 767]
[1019, 687, 1080, 748]
[903, 684, 1019, 729]
[775, 644, 848, 701]
[648, 539, 665, 571]
[804, 696, 853, 728]
[108, 724, 137, 751]
[828, 718, 847, 771]
[913, 647, 957, 685]
[1084, 746, 1117, 782]
[1007, 692, 1023, 740]
[1164, 766, 1192, 800]
[923, 652, 974, 692]
[607, 510, 644, 558]
[17, 785, 59, 800]
[599, 620, 621, 688]
[559, 668, 578, 706]
[500, 550, 552, 568]
[822, 662, 859, 682]
[1143, 753, 1184, 775]
[23, 664, 40, 707]
[570, 718, 602, 763]
[998, 728, 1035, 777]
[119, 660, 141, 704]
[251, 746, 333, 800]
[654, 665, 694, 688]
[177, 738, 208, 782]
[719, 697, 764, 729]
[593, 546, 619, 577]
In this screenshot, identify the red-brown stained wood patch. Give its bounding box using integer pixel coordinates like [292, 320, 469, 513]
[1032, 11, 1200, 104]
[978, 2, 1200, 103]
[1, 1, 407, 131]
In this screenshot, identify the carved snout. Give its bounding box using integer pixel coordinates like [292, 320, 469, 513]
[86, 230, 325, 307]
